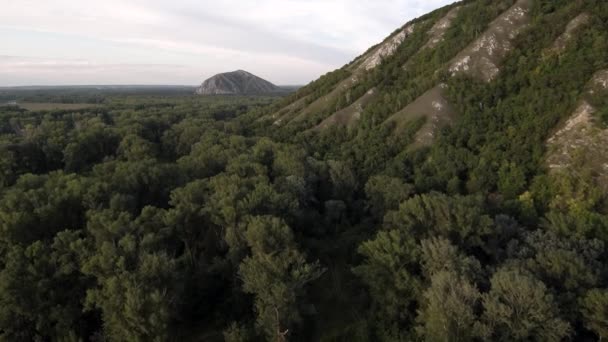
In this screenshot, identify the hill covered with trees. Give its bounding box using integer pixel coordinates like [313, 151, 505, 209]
[1, 0, 608, 341]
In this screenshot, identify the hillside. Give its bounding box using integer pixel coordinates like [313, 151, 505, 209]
[2, 0, 608, 341]
[195, 70, 281, 95]
[248, 0, 608, 338]
[257, 0, 608, 195]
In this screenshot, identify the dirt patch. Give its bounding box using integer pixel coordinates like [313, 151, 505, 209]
[314, 88, 378, 129]
[551, 13, 590, 54]
[384, 84, 456, 147]
[423, 6, 462, 50]
[449, 0, 532, 82]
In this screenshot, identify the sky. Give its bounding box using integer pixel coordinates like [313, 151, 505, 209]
[0, 0, 455, 86]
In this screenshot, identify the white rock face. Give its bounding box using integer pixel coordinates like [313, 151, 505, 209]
[547, 101, 608, 189]
[359, 24, 416, 71]
[450, 56, 471, 74]
[592, 70, 608, 90]
[547, 69, 608, 184]
[547, 102, 595, 146]
[449, 0, 531, 82]
[546, 101, 607, 172]
[423, 6, 462, 50]
[432, 101, 444, 111]
[478, 56, 501, 81]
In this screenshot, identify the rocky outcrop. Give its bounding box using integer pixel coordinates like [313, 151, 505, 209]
[423, 6, 462, 50]
[358, 24, 417, 71]
[196, 70, 280, 95]
[591, 70, 608, 91]
[547, 70, 608, 188]
[281, 23, 421, 126]
[449, 0, 532, 82]
[314, 7, 464, 131]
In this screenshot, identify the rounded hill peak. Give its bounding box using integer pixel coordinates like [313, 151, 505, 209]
[196, 70, 280, 95]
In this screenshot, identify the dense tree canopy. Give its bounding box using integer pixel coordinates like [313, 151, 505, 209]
[1, 0, 608, 341]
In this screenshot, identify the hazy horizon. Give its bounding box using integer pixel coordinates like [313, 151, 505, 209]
[1, 0, 454, 87]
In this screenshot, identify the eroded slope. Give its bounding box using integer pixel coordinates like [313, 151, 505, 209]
[381, 0, 534, 148]
[449, 0, 532, 82]
[423, 6, 463, 50]
[384, 84, 456, 147]
[551, 13, 591, 53]
[314, 88, 378, 130]
[319, 7, 464, 129]
[547, 70, 608, 188]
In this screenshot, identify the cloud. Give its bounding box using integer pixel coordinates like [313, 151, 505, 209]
[0, 0, 456, 85]
[0, 55, 193, 85]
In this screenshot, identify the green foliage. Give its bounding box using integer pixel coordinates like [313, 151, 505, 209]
[497, 162, 527, 199]
[63, 117, 120, 172]
[353, 229, 421, 332]
[479, 268, 571, 341]
[364, 175, 414, 220]
[383, 193, 494, 251]
[416, 271, 482, 342]
[0, 172, 88, 245]
[580, 289, 608, 340]
[419, 237, 481, 280]
[82, 208, 180, 341]
[1, 0, 608, 340]
[0, 234, 91, 341]
[507, 230, 605, 296]
[223, 322, 254, 342]
[239, 216, 324, 341]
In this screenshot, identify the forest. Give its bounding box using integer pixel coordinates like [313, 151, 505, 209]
[2, 0, 608, 341]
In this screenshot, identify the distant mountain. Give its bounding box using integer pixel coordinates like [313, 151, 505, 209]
[195, 70, 281, 95]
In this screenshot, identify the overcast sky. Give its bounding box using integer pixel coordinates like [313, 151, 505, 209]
[0, 0, 455, 86]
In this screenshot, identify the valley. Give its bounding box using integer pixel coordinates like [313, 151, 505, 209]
[1, 0, 608, 341]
